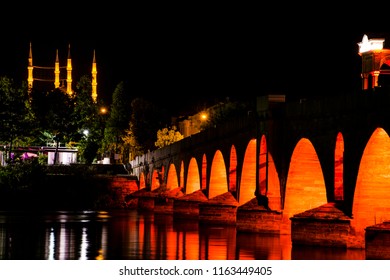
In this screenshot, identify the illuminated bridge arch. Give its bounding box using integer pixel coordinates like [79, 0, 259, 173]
[334, 132, 344, 201]
[282, 138, 327, 234]
[186, 157, 201, 194]
[352, 127, 390, 239]
[166, 163, 179, 190]
[238, 139, 256, 206]
[208, 150, 228, 199]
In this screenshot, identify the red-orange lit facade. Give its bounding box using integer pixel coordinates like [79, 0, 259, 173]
[359, 34, 390, 90]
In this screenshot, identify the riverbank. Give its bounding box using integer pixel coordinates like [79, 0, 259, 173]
[0, 160, 137, 211]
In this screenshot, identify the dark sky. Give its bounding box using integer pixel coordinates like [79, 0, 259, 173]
[0, 7, 387, 115]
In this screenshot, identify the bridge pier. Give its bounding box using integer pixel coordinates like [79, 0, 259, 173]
[236, 198, 282, 234]
[173, 190, 208, 219]
[198, 192, 238, 225]
[365, 221, 390, 259]
[290, 203, 352, 248]
[127, 187, 185, 213]
[153, 187, 184, 214]
[133, 190, 155, 211]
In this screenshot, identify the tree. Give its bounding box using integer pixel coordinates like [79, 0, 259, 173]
[30, 87, 76, 164]
[122, 124, 143, 161]
[0, 77, 33, 161]
[129, 97, 171, 153]
[155, 126, 183, 148]
[73, 75, 106, 163]
[103, 81, 132, 163]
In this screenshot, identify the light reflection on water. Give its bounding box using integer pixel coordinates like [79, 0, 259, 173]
[0, 209, 365, 260]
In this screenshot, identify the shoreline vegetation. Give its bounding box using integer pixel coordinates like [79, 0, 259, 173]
[0, 159, 131, 211]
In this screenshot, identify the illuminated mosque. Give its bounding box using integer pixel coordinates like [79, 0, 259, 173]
[27, 43, 98, 102]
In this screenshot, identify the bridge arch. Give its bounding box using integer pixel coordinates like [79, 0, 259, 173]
[180, 161, 184, 188]
[201, 154, 207, 190]
[139, 172, 146, 189]
[186, 157, 201, 194]
[238, 139, 256, 206]
[229, 145, 237, 195]
[334, 132, 344, 201]
[209, 150, 228, 199]
[166, 163, 179, 190]
[151, 168, 160, 191]
[282, 137, 327, 233]
[352, 127, 390, 239]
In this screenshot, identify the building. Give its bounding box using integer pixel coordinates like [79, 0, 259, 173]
[27, 43, 98, 102]
[358, 34, 390, 90]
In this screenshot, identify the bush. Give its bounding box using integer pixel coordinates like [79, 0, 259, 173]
[0, 158, 45, 191]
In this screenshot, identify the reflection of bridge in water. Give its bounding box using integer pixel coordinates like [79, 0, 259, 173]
[127, 90, 390, 257]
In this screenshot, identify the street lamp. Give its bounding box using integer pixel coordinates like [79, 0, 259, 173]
[100, 107, 107, 115]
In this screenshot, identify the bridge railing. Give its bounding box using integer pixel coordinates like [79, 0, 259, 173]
[285, 90, 390, 118]
[129, 112, 259, 174]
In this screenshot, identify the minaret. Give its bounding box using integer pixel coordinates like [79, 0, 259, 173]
[66, 44, 72, 95]
[54, 49, 60, 89]
[27, 42, 33, 94]
[91, 49, 97, 103]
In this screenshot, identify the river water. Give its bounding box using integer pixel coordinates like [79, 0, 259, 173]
[0, 209, 365, 260]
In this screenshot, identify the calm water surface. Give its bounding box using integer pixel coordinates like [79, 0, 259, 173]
[0, 209, 365, 260]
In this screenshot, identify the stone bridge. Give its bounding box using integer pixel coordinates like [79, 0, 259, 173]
[128, 90, 390, 255]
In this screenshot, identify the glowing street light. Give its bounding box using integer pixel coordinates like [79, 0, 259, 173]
[100, 107, 107, 114]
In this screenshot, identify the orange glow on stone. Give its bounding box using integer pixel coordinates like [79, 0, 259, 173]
[180, 161, 184, 188]
[282, 138, 327, 234]
[259, 135, 267, 196]
[265, 152, 281, 211]
[186, 157, 201, 194]
[352, 128, 390, 244]
[229, 145, 237, 193]
[239, 139, 257, 206]
[209, 150, 228, 199]
[166, 163, 179, 190]
[334, 132, 344, 201]
[139, 172, 146, 189]
[202, 154, 207, 190]
[151, 169, 160, 191]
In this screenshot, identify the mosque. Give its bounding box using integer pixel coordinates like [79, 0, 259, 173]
[11, 43, 100, 165]
[27, 43, 98, 102]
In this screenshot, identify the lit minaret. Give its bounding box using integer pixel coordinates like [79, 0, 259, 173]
[66, 44, 73, 95]
[54, 49, 60, 89]
[91, 49, 97, 102]
[27, 42, 33, 94]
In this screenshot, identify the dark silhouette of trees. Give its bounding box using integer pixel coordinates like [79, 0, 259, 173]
[0, 77, 34, 161]
[103, 81, 132, 163]
[30, 87, 76, 164]
[128, 97, 170, 153]
[74, 75, 107, 163]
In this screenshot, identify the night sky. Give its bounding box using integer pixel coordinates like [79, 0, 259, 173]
[0, 7, 387, 116]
